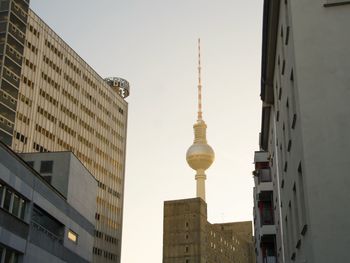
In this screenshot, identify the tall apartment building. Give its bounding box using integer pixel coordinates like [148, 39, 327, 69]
[254, 1, 350, 262]
[0, 0, 130, 262]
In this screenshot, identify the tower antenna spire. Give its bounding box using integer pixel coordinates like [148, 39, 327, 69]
[197, 38, 202, 121]
[186, 38, 215, 202]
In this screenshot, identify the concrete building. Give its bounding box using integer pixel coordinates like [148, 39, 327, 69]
[252, 151, 277, 263]
[254, 1, 350, 262]
[163, 198, 255, 263]
[0, 0, 129, 261]
[163, 40, 255, 263]
[0, 141, 97, 262]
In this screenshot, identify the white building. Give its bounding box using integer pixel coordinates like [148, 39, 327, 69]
[255, 1, 350, 262]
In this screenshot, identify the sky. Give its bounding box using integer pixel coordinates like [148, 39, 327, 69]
[30, 1, 263, 262]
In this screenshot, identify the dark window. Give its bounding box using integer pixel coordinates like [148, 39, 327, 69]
[40, 160, 53, 173]
[3, 188, 12, 211]
[26, 161, 34, 168]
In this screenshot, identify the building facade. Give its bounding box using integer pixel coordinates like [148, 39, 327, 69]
[163, 198, 255, 263]
[0, 141, 96, 262]
[254, 1, 350, 262]
[0, 0, 129, 262]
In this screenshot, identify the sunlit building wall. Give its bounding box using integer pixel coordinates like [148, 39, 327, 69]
[0, 0, 129, 262]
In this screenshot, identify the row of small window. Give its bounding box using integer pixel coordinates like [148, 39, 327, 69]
[80, 103, 95, 119]
[16, 112, 29, 125]
[97, 181, 121, 198]
[35, 123, 55, 141]
[92, 247, 118, 261]
[28, 24, 40, 38]
[77, 135, 93, 149]
[15, 131, 27, 144]
[59, 121, 76, 137]
[42, 71, 60, 91]
[81, 88, 96, 105]
[24, 58, 36, 72]
[63, 73, 80, 91]
[94, 213, 119, 230]
[44, 39, 63, 59]
[0, 182, 26, 220]
[0, 244, 20, 263]
[37, 106, 57, 124]
[94, 230, 119, 245]
[43, 55, 61, 75]
[62, 88, 78, 105]
[19, 93, 32, 106]
[39, 88, 58, 106]
[26, 40, 38, 55]
[65, 57, 81, 76]
[82, 74, 97, 90]
[79, 119, 94, 134]
[22, 75, 34, 88]
[96, 197, 120, 214]
[33, 141, 49, 153]
[60, 104, 78, 121]
[95, 131, 109, 146]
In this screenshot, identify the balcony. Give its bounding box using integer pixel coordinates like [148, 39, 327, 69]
[261, 235, 277, 263]
[11, 3, 27, 24]
[5, 44, 22, 65]
[8, 22, 25, 44]
[258, 169, 272, 183]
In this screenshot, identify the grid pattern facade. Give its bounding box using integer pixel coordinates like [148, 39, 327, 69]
[0, 1, 128, 262]
[163, 198, 255, 263]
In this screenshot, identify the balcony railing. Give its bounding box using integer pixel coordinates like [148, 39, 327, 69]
[258, 169, 272, 183]
[263, 256, 277, 263]
[31, 221, 63, 244]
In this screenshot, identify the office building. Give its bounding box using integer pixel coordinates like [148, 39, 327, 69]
[0, 141, 96, 262]
[163, 40, 255, 263]
[0, 0, 130, 261]
[254, 1, 350, 262]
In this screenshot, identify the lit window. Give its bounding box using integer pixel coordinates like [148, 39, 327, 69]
[68, 230, 78, 243]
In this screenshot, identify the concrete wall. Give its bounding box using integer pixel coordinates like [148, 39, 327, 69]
[260, 1, 350, 262]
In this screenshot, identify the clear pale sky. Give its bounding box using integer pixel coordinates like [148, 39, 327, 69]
[30, 1, 263, 262]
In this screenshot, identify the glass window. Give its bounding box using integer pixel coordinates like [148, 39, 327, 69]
[68, 230, 78, 244]
[11, 194, 20, 217]
[3, 188, 12, 211]
[19, 199, 26, 220]
[26, 161, 34, 168]
[0, 183, 4, 206]
[40, 161, 53, 173]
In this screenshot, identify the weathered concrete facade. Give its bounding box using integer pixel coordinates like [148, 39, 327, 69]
[163, 198, 255, 263]
[256, 1, 350, 262]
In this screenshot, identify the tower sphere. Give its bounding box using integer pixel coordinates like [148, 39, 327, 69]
[186, 120, 215, 171]
[186, 142, 215, 171]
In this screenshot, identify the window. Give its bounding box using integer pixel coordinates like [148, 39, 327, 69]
[324, 1, 350, 7]
[26, 161, 34, 168]
[0, 183, 27, 220]
[68, 230, 78, 244]
[40, 161, 53, 173]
